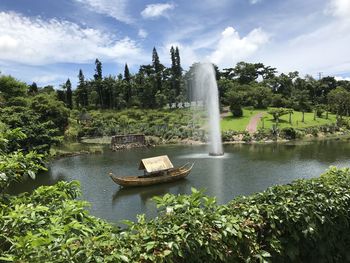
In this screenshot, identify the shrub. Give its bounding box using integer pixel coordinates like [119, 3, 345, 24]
[242, 132, 252, 142]
[230, 106, 243, 117]
[280, 127, 297, 140]
[253, 129, 270, 141]
[2, 168, 350, 262]
[221, 130, 238, 142]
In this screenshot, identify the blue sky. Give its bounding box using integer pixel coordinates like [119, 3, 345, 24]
[0, 0, 349, 87]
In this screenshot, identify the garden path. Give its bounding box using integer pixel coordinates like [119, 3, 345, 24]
[246, 112, 264, 134]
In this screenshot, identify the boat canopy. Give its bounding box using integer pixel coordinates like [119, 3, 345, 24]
[138, 155, 174, 173]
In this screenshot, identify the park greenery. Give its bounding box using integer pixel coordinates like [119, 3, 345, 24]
[1, 46, 350, 146]
[1, 147, 350, 262]
[1, 46, 350, 261]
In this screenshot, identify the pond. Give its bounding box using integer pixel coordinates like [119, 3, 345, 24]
[9, 139, 350, 223]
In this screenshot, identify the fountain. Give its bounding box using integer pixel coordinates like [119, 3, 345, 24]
[193, 63, 223, 156]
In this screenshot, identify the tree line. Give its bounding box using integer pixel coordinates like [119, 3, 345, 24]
[51, 48, 350, 121]
[1, 47, 350, 152]
[57, 46, 184, 110]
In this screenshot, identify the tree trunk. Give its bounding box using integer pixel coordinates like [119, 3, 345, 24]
[302, 111, 305, 123]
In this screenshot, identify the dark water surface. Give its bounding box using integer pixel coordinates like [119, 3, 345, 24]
[9, 140, 350, 223]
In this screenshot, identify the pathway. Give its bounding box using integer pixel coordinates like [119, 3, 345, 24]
[246, 112, 264, 134]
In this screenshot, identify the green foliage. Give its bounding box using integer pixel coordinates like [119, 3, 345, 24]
[2, 168, 350, 262]
[227, 90, 244, 117]
[268, 108, 292, 123]
[0, 128, 46, 193]
[221, 130, 239, 141]
[0, 105, 63, 153]
[76, 108, 203, 142]
[0, 181, 124, 262]
[327, 87, 350, 118]
[280, 127, 297, 139]
[0, 76, 28, 103]
[31, 93, 69, 133]
[242, 132, 252, 142]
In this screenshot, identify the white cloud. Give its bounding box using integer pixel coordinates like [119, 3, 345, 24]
[254, 16, 350, 76]
[141, 3, 175, 19]
[335, 76, 350, 81]
[326, 0, 350, 18]
[138, 29, 148, 38]
[159, 26, 269, 69]
[32, 74, 62, 84]
[208, 27, 269, 67]
[249, 0, 262, 4]
[74, 0, 133, 24]
[0, 12, 146, 66]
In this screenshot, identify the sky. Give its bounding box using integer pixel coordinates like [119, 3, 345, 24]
[0, 0, 349, 87]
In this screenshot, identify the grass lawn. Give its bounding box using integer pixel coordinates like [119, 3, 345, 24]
[221, 107, 340, 132]
[258, 110, 338, 130]
[221, 108, 264, 131]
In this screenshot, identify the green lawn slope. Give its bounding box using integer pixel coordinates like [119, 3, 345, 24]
[221, 107, 339, 132]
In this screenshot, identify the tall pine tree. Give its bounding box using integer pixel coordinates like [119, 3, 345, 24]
[124, 63, 132, 105]
[152, 47, 162, 94]
[94, 59, 103, 108]
[169, 46, 183, 107]
[65, 78, 73, 109]
[77, 69, 88, 107]
[124, 63, 131, 83]
[174, 46, 182, 97]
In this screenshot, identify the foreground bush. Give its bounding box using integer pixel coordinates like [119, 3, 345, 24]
[1, 167, 350, 262]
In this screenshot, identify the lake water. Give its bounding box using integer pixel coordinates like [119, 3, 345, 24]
[9, 139, 350, 223]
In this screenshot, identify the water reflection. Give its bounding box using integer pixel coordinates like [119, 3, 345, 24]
[115, 180, 190, 202]
[8, 170, 67, 195]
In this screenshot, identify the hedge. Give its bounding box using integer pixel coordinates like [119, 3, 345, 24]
[1, 167, 350, 262]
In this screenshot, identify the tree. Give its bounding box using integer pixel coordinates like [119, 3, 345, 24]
[124, 64, 132, 105]
[94, 59, 102, 81]
[169, 46, 183, 107]
[249, 84, 272, 109]
[94, 59, 103, 108]
[0, 75, 27, 104]
[152, 47, 163, 93]
[233, 62, 263, 84]
[259, 65, 277, 80]
[56, 89, 66, 104]
[28, 82, 38, 95]
[124, 63, 131, 83]
[268, 108, 290, 123]
[65, 79, 73, 109]
[75, 69, 88, 107]
[293, 89, 311, 122]
[227, 90, 245, 117]
[155, 90, 167, 108]
[30, 93, 69, 133]
[327, 87, 350, 119]
[274, 72, 299, 98]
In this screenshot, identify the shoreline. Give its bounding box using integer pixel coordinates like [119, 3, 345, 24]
[50, 131, 350, 160]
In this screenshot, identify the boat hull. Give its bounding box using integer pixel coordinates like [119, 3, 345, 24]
[109, 163, 193, 187]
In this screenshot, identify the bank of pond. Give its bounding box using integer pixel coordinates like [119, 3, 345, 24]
[2, 166, 350, 262]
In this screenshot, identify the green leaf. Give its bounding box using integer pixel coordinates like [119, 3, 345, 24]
[0, 256, 14, 262]
[27, 170, 36, 180]
[146, 241, 156, 252]
[162, 250, 172, 256]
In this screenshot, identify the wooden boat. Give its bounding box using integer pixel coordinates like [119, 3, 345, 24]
[109, 155, 194, 187]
